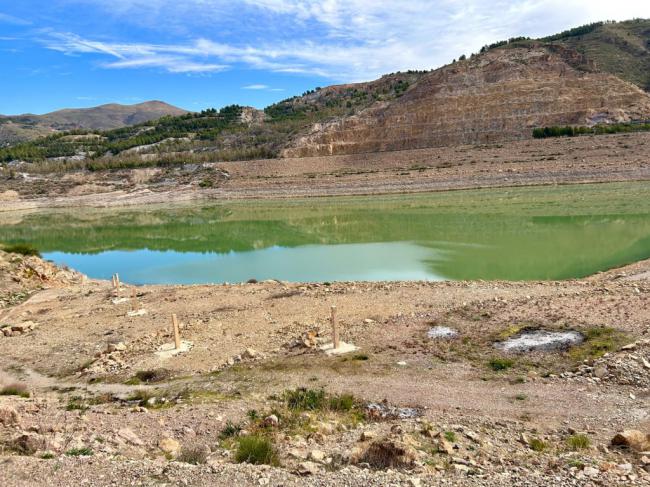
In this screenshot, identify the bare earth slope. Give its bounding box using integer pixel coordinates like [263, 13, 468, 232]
[284, 46, 650, 157]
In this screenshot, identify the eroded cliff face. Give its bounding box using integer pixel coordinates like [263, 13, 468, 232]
[283, 47, 650, 157]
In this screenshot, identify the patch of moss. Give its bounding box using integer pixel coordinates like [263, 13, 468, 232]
[568, 327, 628, 362]
[488, 357, 514, 371]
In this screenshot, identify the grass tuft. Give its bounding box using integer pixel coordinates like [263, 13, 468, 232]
[219, 421, 242, 440]
[65, 447, 93, 457]
[488, 357, 514, 371]
[0, 383, 30, 398]
[235, 435, 279, 466]
[529, 438, 547, 452]
[566, 434, 590, 450]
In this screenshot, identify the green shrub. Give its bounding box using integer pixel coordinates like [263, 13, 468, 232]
[0, 383, 30, 398]
[488, 358, 514, 371]
[235, 436, 279, 465]
[328, 393, 356, 412]
[567, 434, 590, 450]
[2, 244, 40, 257]
[66, 447, 93, 457]
[529, 438, 547, 452]
[444, 431, 457, 442]
[284, 388, 326, 411]
[219, 421, 242, 439]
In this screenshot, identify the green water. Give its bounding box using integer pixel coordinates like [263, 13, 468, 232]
[0, 182, 649, 283]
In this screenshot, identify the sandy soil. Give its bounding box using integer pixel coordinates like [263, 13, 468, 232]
[0, 132, 649, 485]
[1, 131, 649, 211]
[0, 250, 649, 486]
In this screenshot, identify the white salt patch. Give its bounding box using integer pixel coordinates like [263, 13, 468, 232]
[427, 326, 459, 339]
[495, 330, 583, 353]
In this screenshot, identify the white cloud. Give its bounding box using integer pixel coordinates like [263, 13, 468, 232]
[243, 84, 270, 90]
[44, 1, 650, 80]
[0, 12, 31, 26]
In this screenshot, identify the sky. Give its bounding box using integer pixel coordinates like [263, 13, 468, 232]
[1, 1, 649, 115]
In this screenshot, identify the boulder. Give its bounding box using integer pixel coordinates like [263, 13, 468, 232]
[11, 433, 48, 455]
[611, 430, 650, 452]
[0, 406, 20, 426]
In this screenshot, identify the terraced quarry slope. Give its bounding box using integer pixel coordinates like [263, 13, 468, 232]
[283, 46, 650, 157]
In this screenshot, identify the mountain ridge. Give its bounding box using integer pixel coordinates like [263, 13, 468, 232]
[0, 101, 188, 144]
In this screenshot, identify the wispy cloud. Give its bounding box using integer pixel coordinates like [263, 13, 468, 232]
[242, 84, 270, 90]
[0, 12, 31, 26]
[38, 1, 650, 80]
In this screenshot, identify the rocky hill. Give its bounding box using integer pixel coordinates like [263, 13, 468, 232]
[0, 101, 187, 145]
[282, 45, 650, 157]
[2, 20, 650, 164]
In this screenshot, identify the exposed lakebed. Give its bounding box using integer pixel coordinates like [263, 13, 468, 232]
[1, 182, 649, 284]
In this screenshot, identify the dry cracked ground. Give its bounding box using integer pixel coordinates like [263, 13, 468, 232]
[0, 249, 649, 486]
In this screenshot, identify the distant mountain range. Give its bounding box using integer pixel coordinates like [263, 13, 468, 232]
[0, 101, 187, 144]
[1, 19, 649, 162]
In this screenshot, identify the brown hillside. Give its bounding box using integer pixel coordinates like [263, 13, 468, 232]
[283, 46, 650, 157]
[0, 101, 187, 144]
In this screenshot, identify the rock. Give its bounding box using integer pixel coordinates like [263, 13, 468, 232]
[11, 321, 35, 333]
[360, 430, 377, 442]
[107, 342, 126, 353]
[263, 414, 279, 427]
[409, 478, 422, 487]
[309, 449, 326, 463]
[612, 431, 650, 452]
[242, 348, 258, 359]
[118, 427, 144, 446]
[296, 461, 320, 476]
[583, 466, 600, 477]
[11, 433, 48, 455]
[0, 405, 20, 426]
[436, 438, 455, 455]
[288, 448, 308, 460]
[159, 438, 181, 457]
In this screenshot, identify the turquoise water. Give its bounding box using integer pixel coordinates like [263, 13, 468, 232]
[1, 182, 650, 284]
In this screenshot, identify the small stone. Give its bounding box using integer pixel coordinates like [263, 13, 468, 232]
[159, 437, 181, 458]
[242, 348, 258, 359]
[360, 430, 377, 442]
[263, 414, 279, 427]
[397, 361, 407, 366]
[296, 461, 319, 476]
[309, 449, 326, 462]
[583, 466, 599, 477]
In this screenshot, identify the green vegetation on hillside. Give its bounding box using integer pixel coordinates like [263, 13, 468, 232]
[533, 122, 650, 138]
[482, 19, 650, 91]
[0, 71, 426, 170]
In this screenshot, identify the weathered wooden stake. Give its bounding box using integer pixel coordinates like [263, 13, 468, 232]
[111, 274, 116, 289]
[115, 273, 121, 295]
[172, 313, 181, 350]
[331, 305, 339, 349]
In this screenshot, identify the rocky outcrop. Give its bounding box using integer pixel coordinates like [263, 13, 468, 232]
[283, 47, 650, 157]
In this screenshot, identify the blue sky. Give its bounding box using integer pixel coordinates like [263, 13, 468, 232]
[1, 0, 649, 115]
